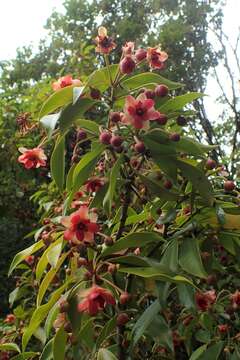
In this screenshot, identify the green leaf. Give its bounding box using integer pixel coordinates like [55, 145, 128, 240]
[66, 163, 77, 192]
[131, 300, 161, 345]
[179, 238, 207, 278]
[119, 266, 194, 286]
[176, 159, 213, 205]
[40, 113, 60, 139]
[86, 64, 118, 91]
[11, 353, 39, 360]
[53, 327, 67, 360]
[96, 316, 117, 349]
[8, 240, 44, 276]
[50, 135, 65, 191]
[139, 174, 179, 201]
[39, 339, 53, 360]
[101, 232, 163, 257]
[147, 315, 173, 351]
[22, 282, 69, 351]
[177, 284, 196, 309]
[72, 143, 104, 192]
[74, 118, 100, 135]
[78, 318, 95, 349]
[59, 98, 96, 134]
[39, 86, 75, 119]
[120, 72, 183, 93]
[189, 345, 208, 360]
[47, 237, 64, 268]
[37, 252, 69, 306]
[97, 348, 118, 360]
[160, 239, 179, 272]
[158, 208, 177, 224]
[216, 205, 226, 225]
[198, 342, 224, 360]
[90, 183, 109, 209]
[44, 303, 59, 340]
[0, 343, 20, 353]
[159, 92, 204, 113]
[103, 154, 123, 212]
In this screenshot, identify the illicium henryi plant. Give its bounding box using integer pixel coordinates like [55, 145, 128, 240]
[2, 26, 240, 360]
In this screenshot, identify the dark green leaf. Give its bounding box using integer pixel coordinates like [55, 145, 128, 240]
[160, 239, 178, 272]
[53, 327, 67, 360]
[139, 174, 179, 201]
[103, 154, 123, 212]
[179, 238, 207, 278]
[39, 86, 75, 119]
[50, 135, 65, 191]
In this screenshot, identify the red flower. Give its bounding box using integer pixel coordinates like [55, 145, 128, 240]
[230, 290, 240, 309]
[18, 147, 47, 169]
[85, 177, 104, 193]
[4, 314, 16, 324]
[195, 290, 216, 311]
[147, 46, 168, 69]
[95, 27, 116, 54]
[61, 206, 99, 245]
[52, 75, 82, 91]
[122, 93, 160, 129]
[218, 324, 230, 333]
[77, 286, 116, 316]
[25, 255, 35, 266]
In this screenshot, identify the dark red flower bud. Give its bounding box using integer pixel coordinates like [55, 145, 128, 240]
[155, 84, 169, 97]
[156, 113, 168, 125]
[108, 264, 117, 274]
[104, 236, 114, 246]
[134, 141, 145, 153]
[110, 111, 121, 123]
[206, 158, 216, 170]
[115, 145, 124, 153]
[169, 132, 180, 142]
[176, 115, 187, 126]
[90, 88, 101, 99]
[135, 48, 147, 62]
[120, 56, 136, 74]
[77, 129, 87, 141]
[117, 313, 129, 326]
[110, 135, 123, 147]
[77, 257, 88, 267]
[120, 292, 131, 305]
[224, 180, 235, 192]
[99, 131, 112, 145]
[164, 180, 172, 189]
[144, 89, 155, 99]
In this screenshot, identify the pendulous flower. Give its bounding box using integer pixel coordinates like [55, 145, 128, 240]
[77, 286, 115, 316]
[147, 46, 168, 69]
[18, 147, 47, 169]
[61, 206, 99, 245]
[195, 290, 216, 311]
[122, 93, 160, 129]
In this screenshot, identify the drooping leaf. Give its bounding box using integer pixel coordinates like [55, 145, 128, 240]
[50, 135, 65, 191]
[0, 343, 20, 353]
[179, 238, 207, 278]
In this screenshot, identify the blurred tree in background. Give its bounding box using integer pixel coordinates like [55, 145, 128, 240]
[1, 0, 237, 311]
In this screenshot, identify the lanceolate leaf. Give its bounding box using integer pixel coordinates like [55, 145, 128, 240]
[179, 238, 207, 278]
[95, 316, 117, 349]
[159, 92, 204, 113]
[139, 174, 179, 201]
[101, 232, 163, 257]
[0, 343, 20, 353]
[72, 143, 105, 192]
[86, 64, 119, 91]
[131, 300, 161, 346]
[9, 240, 44, 276]
[97, 348, 118, 360]
[39, 339, 54, 360]
[22, 283, 69, 351]
[53, 327, 67, 360]
[50, 135, 65, 191]
[74, 119, 100, 135]
[103, 154, 123, 212]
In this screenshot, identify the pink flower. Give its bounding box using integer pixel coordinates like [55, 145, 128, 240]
[218, 324, 230, 333]
[95, 27, 116, 54]
[195, 290, 216, 311]
[61, 206, 99, 245]
[122, 41, 135, 56]
[230, 290, 240, 309]
[18, 147, 47, 169]
[4, 314, 16, 324]
[147, 47, 168, 69]
[85, 177, 104, 193]
[52, 75, 82, 91]
[77, 286, 115, 316]
[122, 93, 160, 129]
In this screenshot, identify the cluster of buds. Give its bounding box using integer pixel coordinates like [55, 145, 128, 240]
[16, 112, 31, 133]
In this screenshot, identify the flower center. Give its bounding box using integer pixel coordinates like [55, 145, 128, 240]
[136, 107, 145, 116]
[100, 37, 112, 48]
[77, 222, 87, 231]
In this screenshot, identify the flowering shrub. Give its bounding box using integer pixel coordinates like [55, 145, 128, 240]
[2, 27, 240, 359]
